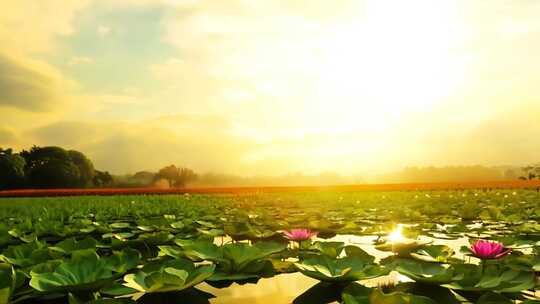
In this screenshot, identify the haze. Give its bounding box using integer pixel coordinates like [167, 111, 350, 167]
[1, 1, 539, 177]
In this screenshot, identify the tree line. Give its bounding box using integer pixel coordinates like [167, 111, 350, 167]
[0, 146, 197, 190]
[519, 165, 540, 180]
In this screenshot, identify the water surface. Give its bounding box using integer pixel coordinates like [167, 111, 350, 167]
[200, 234, 471, 304]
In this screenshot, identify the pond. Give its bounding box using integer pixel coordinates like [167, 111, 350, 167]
[198, 233, 472, 304]
[2, 191, 539, 304]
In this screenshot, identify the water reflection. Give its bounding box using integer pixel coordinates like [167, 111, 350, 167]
[198, 273, 319, 304]
[292, 282, 345, 304]
[199, 234, 471, 303]
[136, 288, 215, 304]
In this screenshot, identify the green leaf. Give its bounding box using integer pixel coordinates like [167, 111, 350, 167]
[110, 222, 131, 230]
[391, 259, 456, 284]
[170, 221, 185, 229]
[167, 240, 224, 263]
[137, 232, 174, 245]
[105, 248, 141, 273]
[341, 284, 437, 304]
[0, 241, 51, 267]
[367, 288, 437, 304]
[0, 263, 17, 304]
[221, 242, 286, 273]
[476, 292, 513, 304]
[123, 259, 215, 293]
[447, 264, 536, 293]
[375, 240, 431, 256]
[100, 283, 138, 296]
[344, 245, 375, 263]
[49, 237, 97, 255]
[295, 255, 389, 282]
[410, 245, 454, 263]
[307, 241, 345, 258]
[29, 249, 138, 292]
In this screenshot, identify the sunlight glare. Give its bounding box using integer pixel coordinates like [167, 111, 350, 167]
[388, 224, 406, 243]
[301, 1, 467, 135]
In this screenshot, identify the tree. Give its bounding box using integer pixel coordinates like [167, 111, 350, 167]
[68, 150, 95, 187]
[155, 165, 197, 188]
[28, 159, 81, 188]
[0, 148, 26, 190]
[20, 146, 95, 188]
[132, 171, 155, 186]
[155, 165, 178, 187]
[176, 167, 198, 187]
[93, 170, 113, 187]
[520, 165, 540, 180]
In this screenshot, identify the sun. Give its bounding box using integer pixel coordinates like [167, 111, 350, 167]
[297, 1, 468, 135]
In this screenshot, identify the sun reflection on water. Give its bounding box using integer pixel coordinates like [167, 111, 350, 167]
[387, 224, 406, 243]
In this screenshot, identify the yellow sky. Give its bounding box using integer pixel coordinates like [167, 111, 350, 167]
[1, 1, 539, 175]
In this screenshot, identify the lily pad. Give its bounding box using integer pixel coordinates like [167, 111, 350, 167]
[123, 259, 214, 293]
[389, 258, 457, 284]
[410, 245, 455, 263]
[341, 284, 437, 304]
[295, 255, 389, 282]
[29, 249, 140, 293]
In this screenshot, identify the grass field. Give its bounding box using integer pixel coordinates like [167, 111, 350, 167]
[1, 189, 539, 303]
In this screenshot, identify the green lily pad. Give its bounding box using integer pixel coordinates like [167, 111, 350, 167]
[375, 240, 431, 256]
[446, 263, 536, 293]
[29, 249, 140, 293]
[0, 263, 25, 304]
[123, 259, 214, 293]
[295, 255, 389, 282]
[0, 241, 51, 267]
[390, 258, 457, 284]
[49, 237, 98, 255]
[410, 245, 454, 263]
[306, 241, 346, 259]
[341, 284, 437, 304]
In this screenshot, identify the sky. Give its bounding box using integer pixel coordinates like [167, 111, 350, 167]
[1, 0, 539, 176]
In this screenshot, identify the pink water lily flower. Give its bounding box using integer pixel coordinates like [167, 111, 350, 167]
[283, 229, 317, 241]
[470, 240, 511, 259]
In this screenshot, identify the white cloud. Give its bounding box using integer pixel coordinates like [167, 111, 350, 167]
[0, 0, 90, 55]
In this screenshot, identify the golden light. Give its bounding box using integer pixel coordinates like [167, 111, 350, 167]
[295, 1, 468, 138]
[387, 224, 406, 243]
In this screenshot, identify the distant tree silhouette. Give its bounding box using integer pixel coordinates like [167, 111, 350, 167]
[93, 170, 113, 187]
[132, 171, 155, 186]
[155, 165, 197, 188]
[520, 165, 540, 180]
[20, 146, 95, 188]
[0, 148, 26, 189]
[68, 150, 95, 187]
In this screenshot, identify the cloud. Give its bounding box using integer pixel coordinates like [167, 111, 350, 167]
[0, 0, 89, 54]
[0, 53, 70, 112]
[68, 56, 93, 66]
[25, 115, 257, 174]
[0, 1, 84, 113]
[97, 25, 111, 37]
[2, 0, 540, 177]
